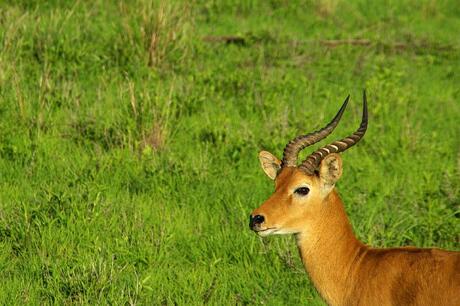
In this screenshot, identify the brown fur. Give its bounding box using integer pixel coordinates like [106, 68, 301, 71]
[251, 155, 460, 306]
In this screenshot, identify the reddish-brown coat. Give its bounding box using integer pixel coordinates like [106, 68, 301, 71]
[251, 165, 459, 306]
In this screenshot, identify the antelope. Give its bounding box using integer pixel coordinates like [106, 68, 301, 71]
[249, 92, 460, 306]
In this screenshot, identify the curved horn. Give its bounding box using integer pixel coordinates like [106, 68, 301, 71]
[281, 96, 350, 167]
[299, 90, 368, 175]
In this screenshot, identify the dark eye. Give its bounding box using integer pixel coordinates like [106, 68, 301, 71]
[294, 187, 310, 196]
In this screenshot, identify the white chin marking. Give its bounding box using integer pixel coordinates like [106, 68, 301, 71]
[273, 228, 297, 235]
[257, 228, 277, 237]
[257, 228, 296, 237]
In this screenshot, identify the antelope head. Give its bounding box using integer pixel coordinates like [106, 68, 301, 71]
[250, 92, 368, 236]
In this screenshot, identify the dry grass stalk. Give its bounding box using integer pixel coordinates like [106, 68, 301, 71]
[128, 80, 138, 119]
[142, 122, 166, 152]
[141, 1, 193, 68]
[12, 69, 25, 121]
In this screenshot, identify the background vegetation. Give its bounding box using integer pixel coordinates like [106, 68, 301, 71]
[0, 0, 459, 304]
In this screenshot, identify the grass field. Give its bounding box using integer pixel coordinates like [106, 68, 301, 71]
[0, 0, 459, 304]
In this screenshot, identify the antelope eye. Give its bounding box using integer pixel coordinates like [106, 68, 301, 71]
[294, 187, 310, 196]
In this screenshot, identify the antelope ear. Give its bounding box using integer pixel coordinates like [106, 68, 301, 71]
[319, 153, 342, 193]
[258, 151, 281, 180]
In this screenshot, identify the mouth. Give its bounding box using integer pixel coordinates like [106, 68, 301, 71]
[254, 227, 277, 237]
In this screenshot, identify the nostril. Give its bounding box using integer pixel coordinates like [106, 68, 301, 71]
[253, 214, 265, 224]
[249, 214, 265, 230]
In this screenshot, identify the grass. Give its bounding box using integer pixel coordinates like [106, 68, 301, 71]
[0, 0, 459, 304]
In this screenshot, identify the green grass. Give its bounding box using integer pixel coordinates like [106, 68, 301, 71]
[0, 0, 459, 304]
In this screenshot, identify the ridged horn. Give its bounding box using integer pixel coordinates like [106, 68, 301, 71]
[299, 90, 368, 175]
[281, 96, 350, 167]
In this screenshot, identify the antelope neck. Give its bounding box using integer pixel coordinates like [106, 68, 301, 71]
[295, 190, 367, 305]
